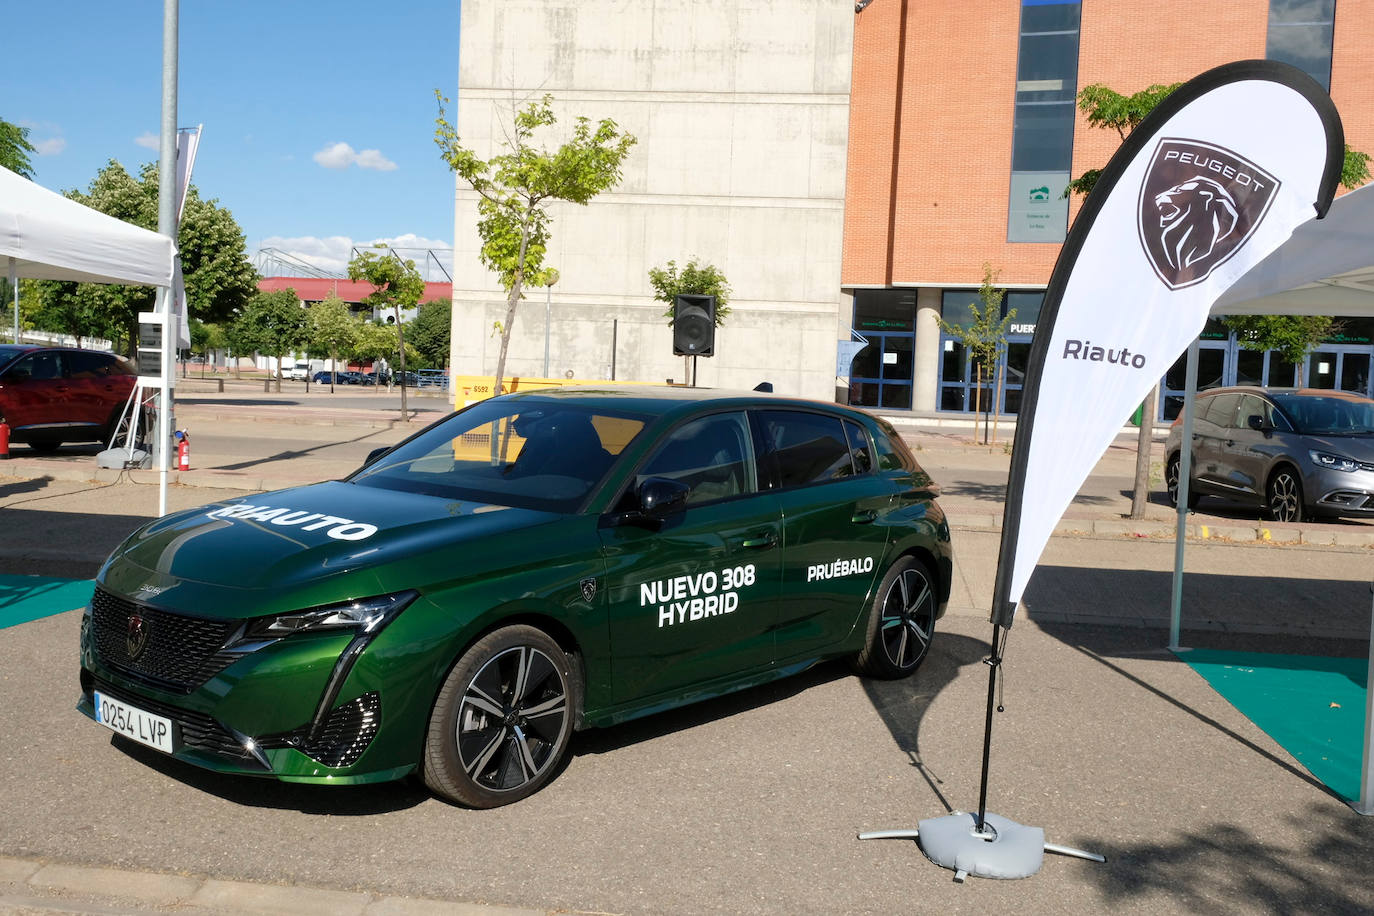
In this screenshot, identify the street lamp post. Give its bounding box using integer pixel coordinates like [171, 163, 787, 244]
[542, 269, 559, 378]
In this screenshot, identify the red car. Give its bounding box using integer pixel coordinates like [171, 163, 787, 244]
[0, 345, 138, 452]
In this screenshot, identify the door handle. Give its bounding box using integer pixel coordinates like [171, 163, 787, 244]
[741, 532, 777, 550]
[851, 509, 877, 524]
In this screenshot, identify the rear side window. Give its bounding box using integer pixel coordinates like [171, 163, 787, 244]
[843, 420, 873, 474]
[6, 351, 64, 381]
[872, 418, 918, 472]
[754, 410, 853, 489]
[1201, 393, 1240, 428]
[68, 351, 117, 378]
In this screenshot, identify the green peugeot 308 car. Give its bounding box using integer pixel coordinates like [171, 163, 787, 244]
[79, 387, 953, 807]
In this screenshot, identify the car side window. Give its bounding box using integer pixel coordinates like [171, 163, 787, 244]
[1201, 393, 1240, 428]
[871, 418, 916, 472]
[7, 353, 64, 381]
[635, 412, 753, 507]
[843, 420, 873, 474]
[754, 410, 853, 489]
[68, 351, 111, 379]
[1237, 395, 1278, 431]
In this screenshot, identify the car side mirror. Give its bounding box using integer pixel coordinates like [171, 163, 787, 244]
[638, 476, 690, 518]
[361, 446, 390, 468]
[1246, 414, 1268, 432]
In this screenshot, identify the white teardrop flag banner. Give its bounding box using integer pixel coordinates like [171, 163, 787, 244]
[992, 61, 1344, 627]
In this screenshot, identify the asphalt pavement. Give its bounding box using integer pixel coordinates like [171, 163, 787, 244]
[1, 379, 1372, 914]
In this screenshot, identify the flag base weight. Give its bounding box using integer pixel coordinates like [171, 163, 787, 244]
[859, 811, 1104, 882]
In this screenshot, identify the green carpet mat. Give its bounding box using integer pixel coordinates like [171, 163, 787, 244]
[1177, 648, 1368, 802]
[0, 575, 94, 629]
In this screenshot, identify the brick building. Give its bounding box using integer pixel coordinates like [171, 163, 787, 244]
[843, 0, 1374, 415]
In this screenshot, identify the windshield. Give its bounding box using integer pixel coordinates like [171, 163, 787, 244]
[1272, 393, 1374, 436]
[348, 398, 650, 512]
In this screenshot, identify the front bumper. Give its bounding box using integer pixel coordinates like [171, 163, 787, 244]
[76, 589, 427, 785]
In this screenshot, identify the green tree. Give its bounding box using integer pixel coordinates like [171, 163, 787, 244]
[31, 281, 115, 348]
[407, 297, 452, 370]
[648, 258, 732, 327]
[1222, 314, 1338, 366]
[937, 263, 1014, 445]
[354, 320, 416, 379]
[435, 91, 637, 394]
[306, 294, 361, 391]
[232, 288, 308, 392]
[348, 248, 425, 418]
[1, 117, 36, 178]
[34, 160, 259, 356]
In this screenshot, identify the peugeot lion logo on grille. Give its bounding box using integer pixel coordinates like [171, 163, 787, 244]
[1137, 138, 1280, 290]
[126, 614, 149, 660]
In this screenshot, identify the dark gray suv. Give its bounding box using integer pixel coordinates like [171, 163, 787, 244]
[1165, 387, 1374, 523]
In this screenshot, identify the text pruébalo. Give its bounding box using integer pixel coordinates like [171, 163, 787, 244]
[641, 564, 756, 627]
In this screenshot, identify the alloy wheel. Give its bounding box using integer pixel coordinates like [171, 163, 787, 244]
[1267, 471, 1304, 523]
[456, 645, 569, 792]
[879, 566, 935, 670]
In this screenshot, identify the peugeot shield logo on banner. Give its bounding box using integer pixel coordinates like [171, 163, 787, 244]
[1138, 138, 1280, 290]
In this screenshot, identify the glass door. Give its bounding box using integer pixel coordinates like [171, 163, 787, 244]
[849, 334, 914, 409]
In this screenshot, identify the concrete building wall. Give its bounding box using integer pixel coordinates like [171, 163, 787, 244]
[450, 1, 854, 399]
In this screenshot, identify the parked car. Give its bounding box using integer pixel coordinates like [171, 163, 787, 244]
[311, 371, 353, 385]
[1165, 386, 1374, 523]
[0, 344, 138, 452]
[416, 369, 449, 389]
[78, 387, 952, 808]
[286, 365, 310, 381]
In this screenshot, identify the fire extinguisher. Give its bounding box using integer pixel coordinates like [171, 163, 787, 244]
[175, 430, 190, 471]
[0, 414, 10, 460]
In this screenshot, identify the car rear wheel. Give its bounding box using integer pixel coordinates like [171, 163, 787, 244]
[1266, 468, 1305, 524]
[852, 556, 937, 680]
[423, 625, 576, 808]
[1166, 454, 1199, 510]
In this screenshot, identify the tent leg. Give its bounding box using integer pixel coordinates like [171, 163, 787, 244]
[1170, 340, 1200, 652]
[1356, 579, 1374, 816]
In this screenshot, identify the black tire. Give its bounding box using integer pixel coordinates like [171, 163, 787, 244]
[1266, 468, 1305, 524]
[1165, 453, 1199, 510]
[422, 625, 576, 808]
[852, 556, 937, 680]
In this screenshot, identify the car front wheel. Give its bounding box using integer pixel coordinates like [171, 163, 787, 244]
[1266, 468, 1305, 524]
[852, 556, 937, 680]
[423, 625, 576, 808]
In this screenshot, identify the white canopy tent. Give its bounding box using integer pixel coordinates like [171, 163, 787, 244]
[0, 164, 174, 288]
[1174, 180, 1374, 815]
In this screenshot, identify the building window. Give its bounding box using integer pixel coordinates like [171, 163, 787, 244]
[1007, 1, 1082, 243]
[1267, 1, 1336, 90]
[850, 289, 915, 410]
[937, 289, 1043, 414]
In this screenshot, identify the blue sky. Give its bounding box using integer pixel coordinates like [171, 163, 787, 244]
[2, 1, 460, 278]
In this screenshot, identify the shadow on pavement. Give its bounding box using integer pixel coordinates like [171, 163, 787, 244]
[1023, 565, 1372, 637]
[210, 428, 390, 473]
[1077, 802, 1374, 913]
[110, 737, 430, 815]
[859, 631, 992, 814]
[574, 661, 851, 756]
[0, 475, 55, 498]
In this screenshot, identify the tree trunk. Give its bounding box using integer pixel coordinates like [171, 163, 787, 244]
[493, 220, 534, 397]
[973, 362, 983, 444]
[1130, 383, 1160, 518]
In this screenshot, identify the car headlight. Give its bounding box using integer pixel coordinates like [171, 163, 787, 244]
[1309, 450, 1360, 473]
[244, 591, 417, 639]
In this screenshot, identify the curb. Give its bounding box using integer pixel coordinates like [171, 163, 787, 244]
[1, 855, 545, 916]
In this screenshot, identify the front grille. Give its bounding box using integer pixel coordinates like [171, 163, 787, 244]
[88, 677, 259, 763]
[90, 588, 240, 693]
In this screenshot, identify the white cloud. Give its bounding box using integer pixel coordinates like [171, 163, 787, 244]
[256, 234, 453, 280]
[134, 132, 159, 150]
[312, 141, 397, 172]
[33, 137, 66, 156]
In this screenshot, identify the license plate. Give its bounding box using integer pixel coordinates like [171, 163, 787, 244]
[93, 690, 175, 754]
